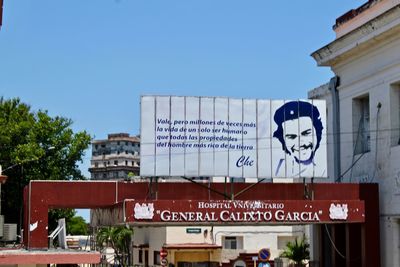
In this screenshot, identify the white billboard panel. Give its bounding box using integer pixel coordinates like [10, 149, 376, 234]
[199, 97, 215, 176]
[214, 98, 229, 176]
[170, 96, 185, 176]
[140, 96, 156, 176]
[243, 99, 257, 178]
[140, 96, 327, 178]
[256, 99, 272, 178]
[184, 97, 200, 176]
[271, 100, 286, 178]
[312, 99, 327, 178]
[155, 96, 170, 175]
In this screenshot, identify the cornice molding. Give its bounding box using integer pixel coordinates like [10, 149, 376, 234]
[311, 5, 400, 67]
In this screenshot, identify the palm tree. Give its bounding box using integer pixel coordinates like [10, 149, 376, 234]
[96, 226, 134, 266]
[280, 236, 310, 267]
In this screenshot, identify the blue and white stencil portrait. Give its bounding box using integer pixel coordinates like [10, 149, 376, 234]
[272, 101, 326, 178]
[140, 96, 327, 179]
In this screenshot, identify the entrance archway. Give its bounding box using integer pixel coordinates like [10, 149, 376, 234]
[24, 181, 380, 267]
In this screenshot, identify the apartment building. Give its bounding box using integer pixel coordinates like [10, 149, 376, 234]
[89, 133, 140, 180]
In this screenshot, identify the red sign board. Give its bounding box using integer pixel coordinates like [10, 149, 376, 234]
[160, 249, 168, 258]
[123, 199, 365, 225]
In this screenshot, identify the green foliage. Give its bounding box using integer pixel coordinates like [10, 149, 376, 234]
[96, 226, 133, 265]
[280, 236, 310, 266]
[0, 97, 91, 233]
[67, 215, 88, 235]
[127, 172, 136, 178]
[48, 209, 76, 233]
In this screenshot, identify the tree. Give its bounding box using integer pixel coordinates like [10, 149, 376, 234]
[0, 97, 91, 234]
[96, 226, 133, 266]
[67, 215, 88, 235]
[280, 236, 310, 267]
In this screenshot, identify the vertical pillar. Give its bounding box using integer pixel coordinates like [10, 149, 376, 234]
[346, 223, 362, 267]
[27, 204, 49, 249]
[391, 219, 400, 267]
[310, 225, 321, 266]
[331, 224, 346, 267]
[360, 184, 380, 267]
[361, 224, 366, 267]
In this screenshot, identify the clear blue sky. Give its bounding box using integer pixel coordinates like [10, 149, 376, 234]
[0, 0, 364, 220]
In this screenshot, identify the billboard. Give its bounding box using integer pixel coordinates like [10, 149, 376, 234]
[140, 96, 327, 178]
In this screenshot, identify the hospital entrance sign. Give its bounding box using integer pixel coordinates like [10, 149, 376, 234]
[124, 199, 365, 225]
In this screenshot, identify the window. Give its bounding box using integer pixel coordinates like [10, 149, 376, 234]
[224, 236, 237, 249]
[103, 173, 107, 179]
[101, 144, 105, 148]
[117, 141, 120, 145]
[114, 160, 118, 166]
[95, 145, 98, 150]
[126, 141, 128, 146]
[153, 251, 160, 265]
[125, 160, 128, 166]
[223, 236, 243, 249]
[391, 83, 400, 146]
[94, 162, 98, 168]
[353, 95, 370, 154]
[278, 236, 297, 249]
[103, 162, 107, 167]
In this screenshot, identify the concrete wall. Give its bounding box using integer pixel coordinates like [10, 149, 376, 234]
[212, 225, 304, 260]
[336, 35, 400, 267]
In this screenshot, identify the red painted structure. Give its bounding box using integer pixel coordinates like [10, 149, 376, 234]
[0, 250, 100, 265]
[23, 180, 380, 267]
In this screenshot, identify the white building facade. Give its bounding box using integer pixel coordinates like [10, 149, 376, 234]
[310, 1, 400, 266]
